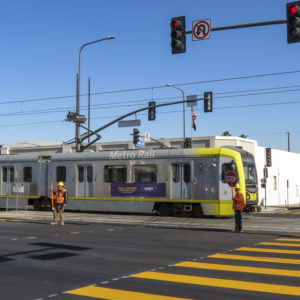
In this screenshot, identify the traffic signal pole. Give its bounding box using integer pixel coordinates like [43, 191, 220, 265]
[78, 96, 206, 151]
[185, 19, 286, 35]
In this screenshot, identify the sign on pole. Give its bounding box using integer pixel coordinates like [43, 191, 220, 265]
[13, 183, 24, 193]
[187, 95, 198, 107]
[192, 19, 211, 41]
[144, 132, 151, 142]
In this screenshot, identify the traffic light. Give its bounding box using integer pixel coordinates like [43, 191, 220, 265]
[204, 92, 213, 112]
[266, 148, 272, 167]
[287, 1, 300, 43]
[184, 138, 192, 148]
[133, 128, 139, 145]
[171, 16, 186, 54]
[148, 101, 156, 121]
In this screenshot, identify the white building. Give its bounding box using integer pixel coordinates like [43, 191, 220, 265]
[1, 136, 299, 207]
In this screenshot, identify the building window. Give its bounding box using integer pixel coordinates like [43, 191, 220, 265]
[56, 166, 66, 182]
[104, 165, 127, 183]
[23, 167, 32, 182]
[273, 176, 277, 191]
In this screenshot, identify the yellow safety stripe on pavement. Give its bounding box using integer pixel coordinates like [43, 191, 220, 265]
[279, 211, 291, 214]
[276, 238, 300, 242]
[260, 242, 300, 247]
[237, 247, 300, 255]
[209, 253, 300, 265]
[0, 218, 19, 222]
[67, 286, 191, 300]
[133, 271, 300, 296]
[174, 261, 300, 277]
[291, 211, 300, 214]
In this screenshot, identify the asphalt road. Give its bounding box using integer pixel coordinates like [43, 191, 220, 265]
[0, 210, 300, 300]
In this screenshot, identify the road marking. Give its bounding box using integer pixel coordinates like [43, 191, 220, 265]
[174, 261, 300, 277]
[0, 218, 19, 222]
[279, 211, 291, 214]
[27, 236, 37, 239]
[209, 253, 300, 265]
[133, 271, 300, 296]
[237, 247, 300, 255]
[276, 238, 300, 242]
[67, 285, 191, 299]
[70, 232, 80, 235]
[291, 211, 300, 214]
[260, 242, 300, 247]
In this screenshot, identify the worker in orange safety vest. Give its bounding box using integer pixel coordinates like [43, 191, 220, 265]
[51, 181, 68, 226]
[232, 183, 245, 233]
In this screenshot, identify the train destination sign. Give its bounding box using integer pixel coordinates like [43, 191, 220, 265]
[226, 171, 237, 187]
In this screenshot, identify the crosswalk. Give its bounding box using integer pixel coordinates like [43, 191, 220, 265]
[65, 234, 300, 299]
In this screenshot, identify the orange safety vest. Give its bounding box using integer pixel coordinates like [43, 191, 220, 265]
[233, 191, 245, 211]
[55, 188, 67, 204]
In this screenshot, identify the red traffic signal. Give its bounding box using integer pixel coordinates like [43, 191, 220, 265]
[287, 1, 300, 43]
[171, 16, 186, 54]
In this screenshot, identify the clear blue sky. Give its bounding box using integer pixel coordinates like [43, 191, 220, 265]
[1, 0, 299, 152]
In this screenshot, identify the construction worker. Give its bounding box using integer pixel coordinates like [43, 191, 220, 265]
[232, 183, 245, 233]
[51, 181, 68, 226]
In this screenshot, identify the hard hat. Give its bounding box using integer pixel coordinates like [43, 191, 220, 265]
[57, 181, 64, 187]
[235, 183, 240, 189]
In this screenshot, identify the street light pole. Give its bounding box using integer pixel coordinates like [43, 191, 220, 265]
[286, 131, 290, 152]
[76, 35, 115, 152]
[166, 84, 185, 141]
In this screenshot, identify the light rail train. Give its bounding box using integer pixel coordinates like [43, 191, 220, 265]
[0, 146, 258, 217]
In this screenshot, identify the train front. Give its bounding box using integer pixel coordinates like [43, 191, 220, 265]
[242, 154, 259, 212]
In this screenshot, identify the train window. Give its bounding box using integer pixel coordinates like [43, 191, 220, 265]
[172, 164, 180, 183]
[87, 165, 93, 183]
[184, 164, 191, 183]
[104, 165, 127, 183]
[78, 166, 84, 182]
[133, 165, 157, 183]
[56, 166, 66, 182]
[221, 163, 236, 183]
[10, 167, 14, 182]
[2, 167, 7, 182]
[23, 167, 32, 182]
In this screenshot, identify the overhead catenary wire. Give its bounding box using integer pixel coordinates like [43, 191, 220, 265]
[1, 69, 300, 105]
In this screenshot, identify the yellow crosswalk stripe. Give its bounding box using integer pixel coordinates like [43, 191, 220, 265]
[260, 242, 300, 247]
[133, 271, 300, 296]
[174, 261, 300, 277]
[276, 238, 300, 242]
[67, 286, 191, 300]
[210, 253, 300, 265]
[237, 247, 300, 255]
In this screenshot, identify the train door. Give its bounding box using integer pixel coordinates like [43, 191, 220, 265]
[2, 166, 14, 195]
[77, 165, 93, 197]
[171, 162, 192, 199]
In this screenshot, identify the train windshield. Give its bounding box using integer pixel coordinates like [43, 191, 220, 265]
[243, 160, 257, 185]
